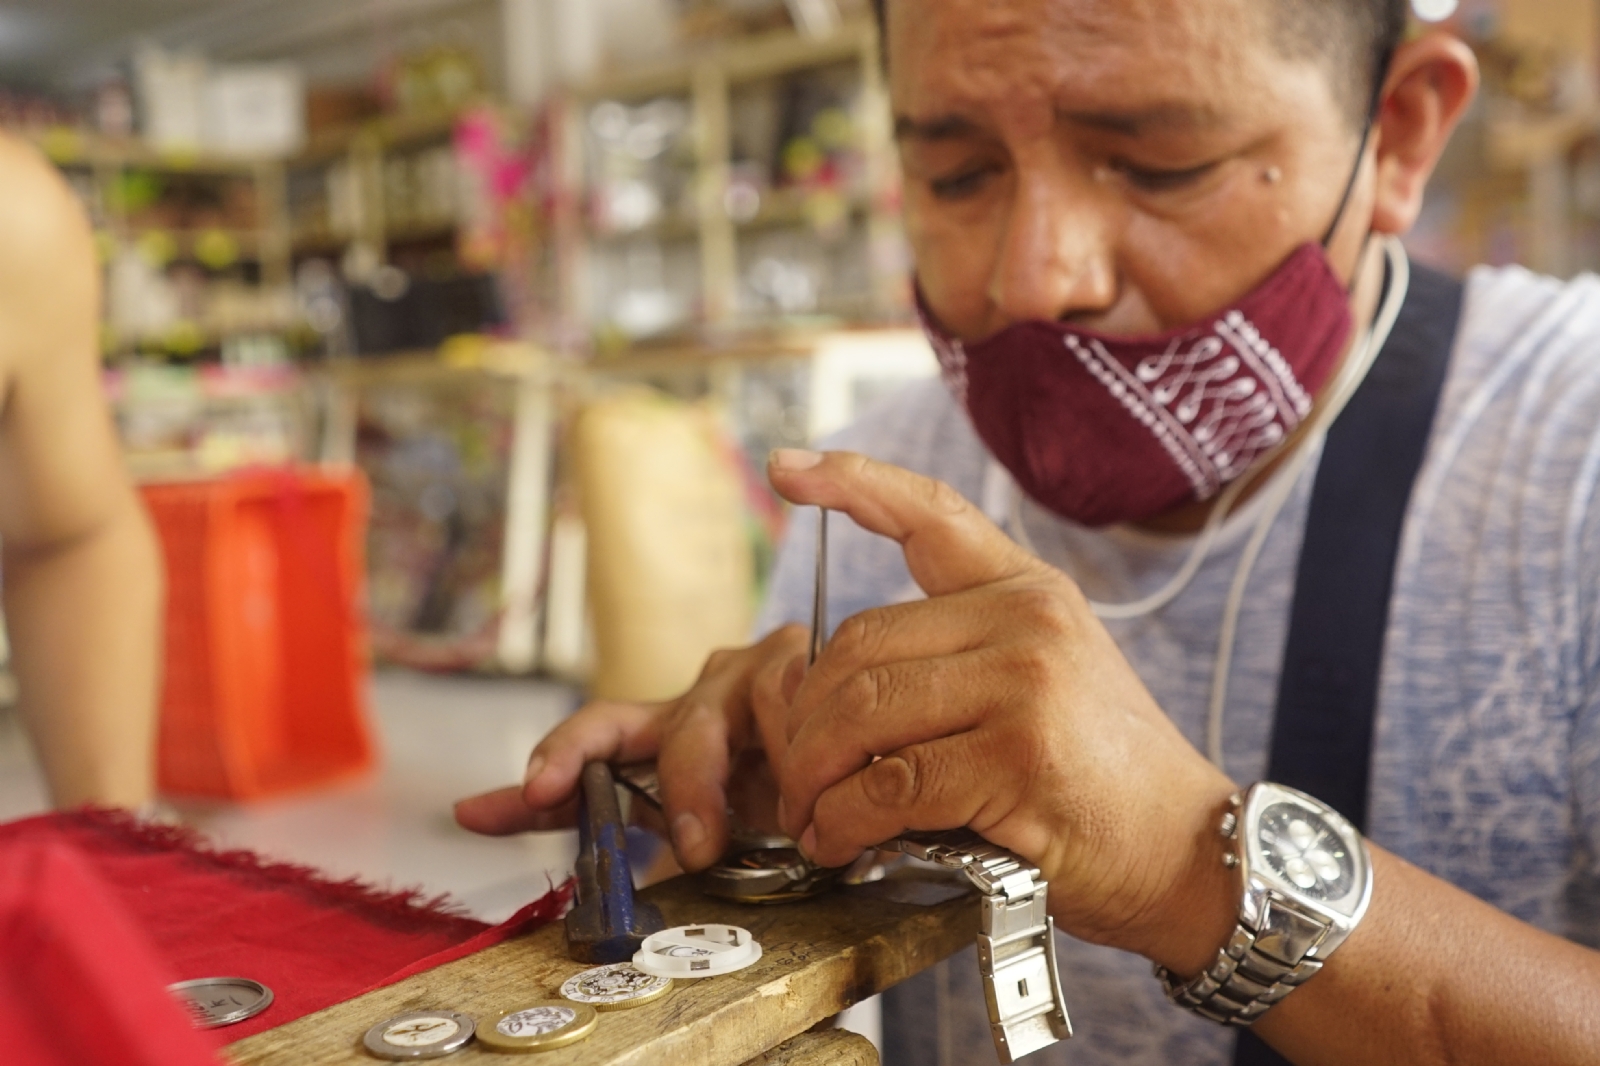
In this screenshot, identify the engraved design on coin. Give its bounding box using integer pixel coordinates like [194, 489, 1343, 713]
[497, 1005, 577, 1037]
[561, 963, 671, 1007]
[382, 1016, 460, 1047]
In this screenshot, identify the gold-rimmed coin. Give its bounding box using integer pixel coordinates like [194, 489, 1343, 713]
[560, 962, 672, 1011]
[477, 1002, 597, 1053]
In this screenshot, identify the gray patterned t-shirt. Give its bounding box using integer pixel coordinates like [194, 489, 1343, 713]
[755, 263, 1600, 1064]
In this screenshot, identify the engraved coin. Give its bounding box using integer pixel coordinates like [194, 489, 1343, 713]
[560, 962, 673, 1011]
[477, 1001, 598, 1053]
[362, 1010, 476, 1059]
[167, 977, 274, 1028]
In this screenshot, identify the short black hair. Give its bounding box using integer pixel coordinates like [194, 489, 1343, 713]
[868, 0, 1409, 125]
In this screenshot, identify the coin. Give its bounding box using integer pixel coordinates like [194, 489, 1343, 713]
[362, 1010, 476, 1059]
[560, 962, 672, 1011]
[634, 924, 763, 979]
[477, 1001, 598, 1053]
[166, 977, 274, 1028]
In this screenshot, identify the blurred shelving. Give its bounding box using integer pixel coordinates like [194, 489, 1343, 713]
[553, 19, 910, 356]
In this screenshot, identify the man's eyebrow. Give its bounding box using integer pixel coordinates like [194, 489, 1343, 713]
[893, 114, 982, 142]
[1058, 104, 1228, 136]
[893, 105, 1229, 142]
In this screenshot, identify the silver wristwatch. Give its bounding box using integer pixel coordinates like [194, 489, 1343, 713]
[1155, 782, 1373, 1027]
[879, 829, 1073, 1063]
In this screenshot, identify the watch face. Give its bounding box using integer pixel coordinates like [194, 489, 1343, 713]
[1256, 802, 1357, 902]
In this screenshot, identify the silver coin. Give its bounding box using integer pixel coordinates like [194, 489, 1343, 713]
[167, 977, 274, 1028]
[560, 962, 673, 1010]
[362, 1010, 477, 1060]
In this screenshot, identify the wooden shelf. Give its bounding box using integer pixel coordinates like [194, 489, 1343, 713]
[22, 126, 273, 175]
[585, 214, 701, 243]
[574, 21, 876, 101]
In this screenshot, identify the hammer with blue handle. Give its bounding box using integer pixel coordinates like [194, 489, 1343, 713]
[564, 760, 666, 963]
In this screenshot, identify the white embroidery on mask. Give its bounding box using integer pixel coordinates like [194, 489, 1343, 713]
[1068, 335, 1216, 498]
[1067, 312, 1308, 500]
[1213, 311, 1313, 419]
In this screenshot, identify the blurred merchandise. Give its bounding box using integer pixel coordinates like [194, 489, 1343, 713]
[379, 46, 486, 117]
[135, 48, 306, 159]
[561, 19, 908, 352]
[134, 47, 208, 153]
[680, 0, 868, 41]
[354, 375, 517, 670]
[1403, 0, 1600, 278]
[94, 80, 136, 139]
[305, 86, 383, 138]
[142, 468, 374, 801]
[586, 96, 695, 234]
[109, 362, 313, 481]
[203, 64, 307, 159]
[349, 271, 505, 355]
[575, 390, 754, 701]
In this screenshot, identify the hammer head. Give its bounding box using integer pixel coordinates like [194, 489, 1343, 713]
[564, 761, 666, 963]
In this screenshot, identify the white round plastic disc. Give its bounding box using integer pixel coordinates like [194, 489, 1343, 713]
[633, 924, 763, 979]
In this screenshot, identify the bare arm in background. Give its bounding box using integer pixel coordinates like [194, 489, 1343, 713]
[0, 134, 162, 809]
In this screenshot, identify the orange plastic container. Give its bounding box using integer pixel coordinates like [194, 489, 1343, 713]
[142, 468, 375, 801]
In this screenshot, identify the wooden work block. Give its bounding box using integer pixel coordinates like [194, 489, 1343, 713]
[748, 1029, 880, 1066]
[228, 867, 975, 1066]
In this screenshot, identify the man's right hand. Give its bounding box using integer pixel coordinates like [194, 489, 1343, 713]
[452, 625, 810, 871]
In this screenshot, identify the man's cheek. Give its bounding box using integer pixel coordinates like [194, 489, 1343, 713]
[909, 224, 999, 339]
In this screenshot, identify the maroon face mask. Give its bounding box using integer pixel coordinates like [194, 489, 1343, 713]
[918, 243, 1354, 527]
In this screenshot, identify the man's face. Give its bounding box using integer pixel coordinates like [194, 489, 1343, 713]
[891, 0, 1372, 343]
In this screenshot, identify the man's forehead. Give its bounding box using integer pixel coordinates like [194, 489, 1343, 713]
[887, 0, 1277, 135]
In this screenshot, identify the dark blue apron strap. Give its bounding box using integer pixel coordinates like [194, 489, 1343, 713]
[1233, 262, 1463, 1066]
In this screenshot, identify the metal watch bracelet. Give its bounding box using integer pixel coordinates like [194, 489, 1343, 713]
[1152, 913, 1326, 1027]
[878, 829, 1073, 1064]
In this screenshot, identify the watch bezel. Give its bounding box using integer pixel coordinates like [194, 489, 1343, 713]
[1235, 783, 1373, 953]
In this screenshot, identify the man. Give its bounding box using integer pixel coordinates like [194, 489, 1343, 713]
[0, 133, 163, 809]
[459, 1, 1600, 1062]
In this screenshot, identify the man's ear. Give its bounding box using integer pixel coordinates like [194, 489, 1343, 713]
[1371, 31, 1480, 236]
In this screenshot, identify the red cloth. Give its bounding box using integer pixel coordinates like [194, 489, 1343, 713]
[0, 840, 221, 1066]
[0, 810, 572, 1063]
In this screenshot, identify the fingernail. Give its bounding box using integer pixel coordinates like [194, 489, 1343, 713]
[798, 825, 818, 861]
[770, 448, 823, 471]
[776, 796, 789, 832]
[523, 755, 545, 786]
[673, 812, 706, 855]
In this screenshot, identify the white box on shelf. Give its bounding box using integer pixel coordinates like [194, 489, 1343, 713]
[135, 47, 208, 152]
[204, 64, 306, 159]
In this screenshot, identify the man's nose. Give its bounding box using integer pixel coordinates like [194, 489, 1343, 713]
[987, 163, 1117, 325]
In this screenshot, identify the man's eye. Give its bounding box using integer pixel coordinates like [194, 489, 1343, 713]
[928, 165, 999, 201]
[1113, 160, 1220, 193]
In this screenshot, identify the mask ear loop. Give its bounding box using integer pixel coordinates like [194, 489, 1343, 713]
[1320, 47, 1395, 252]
